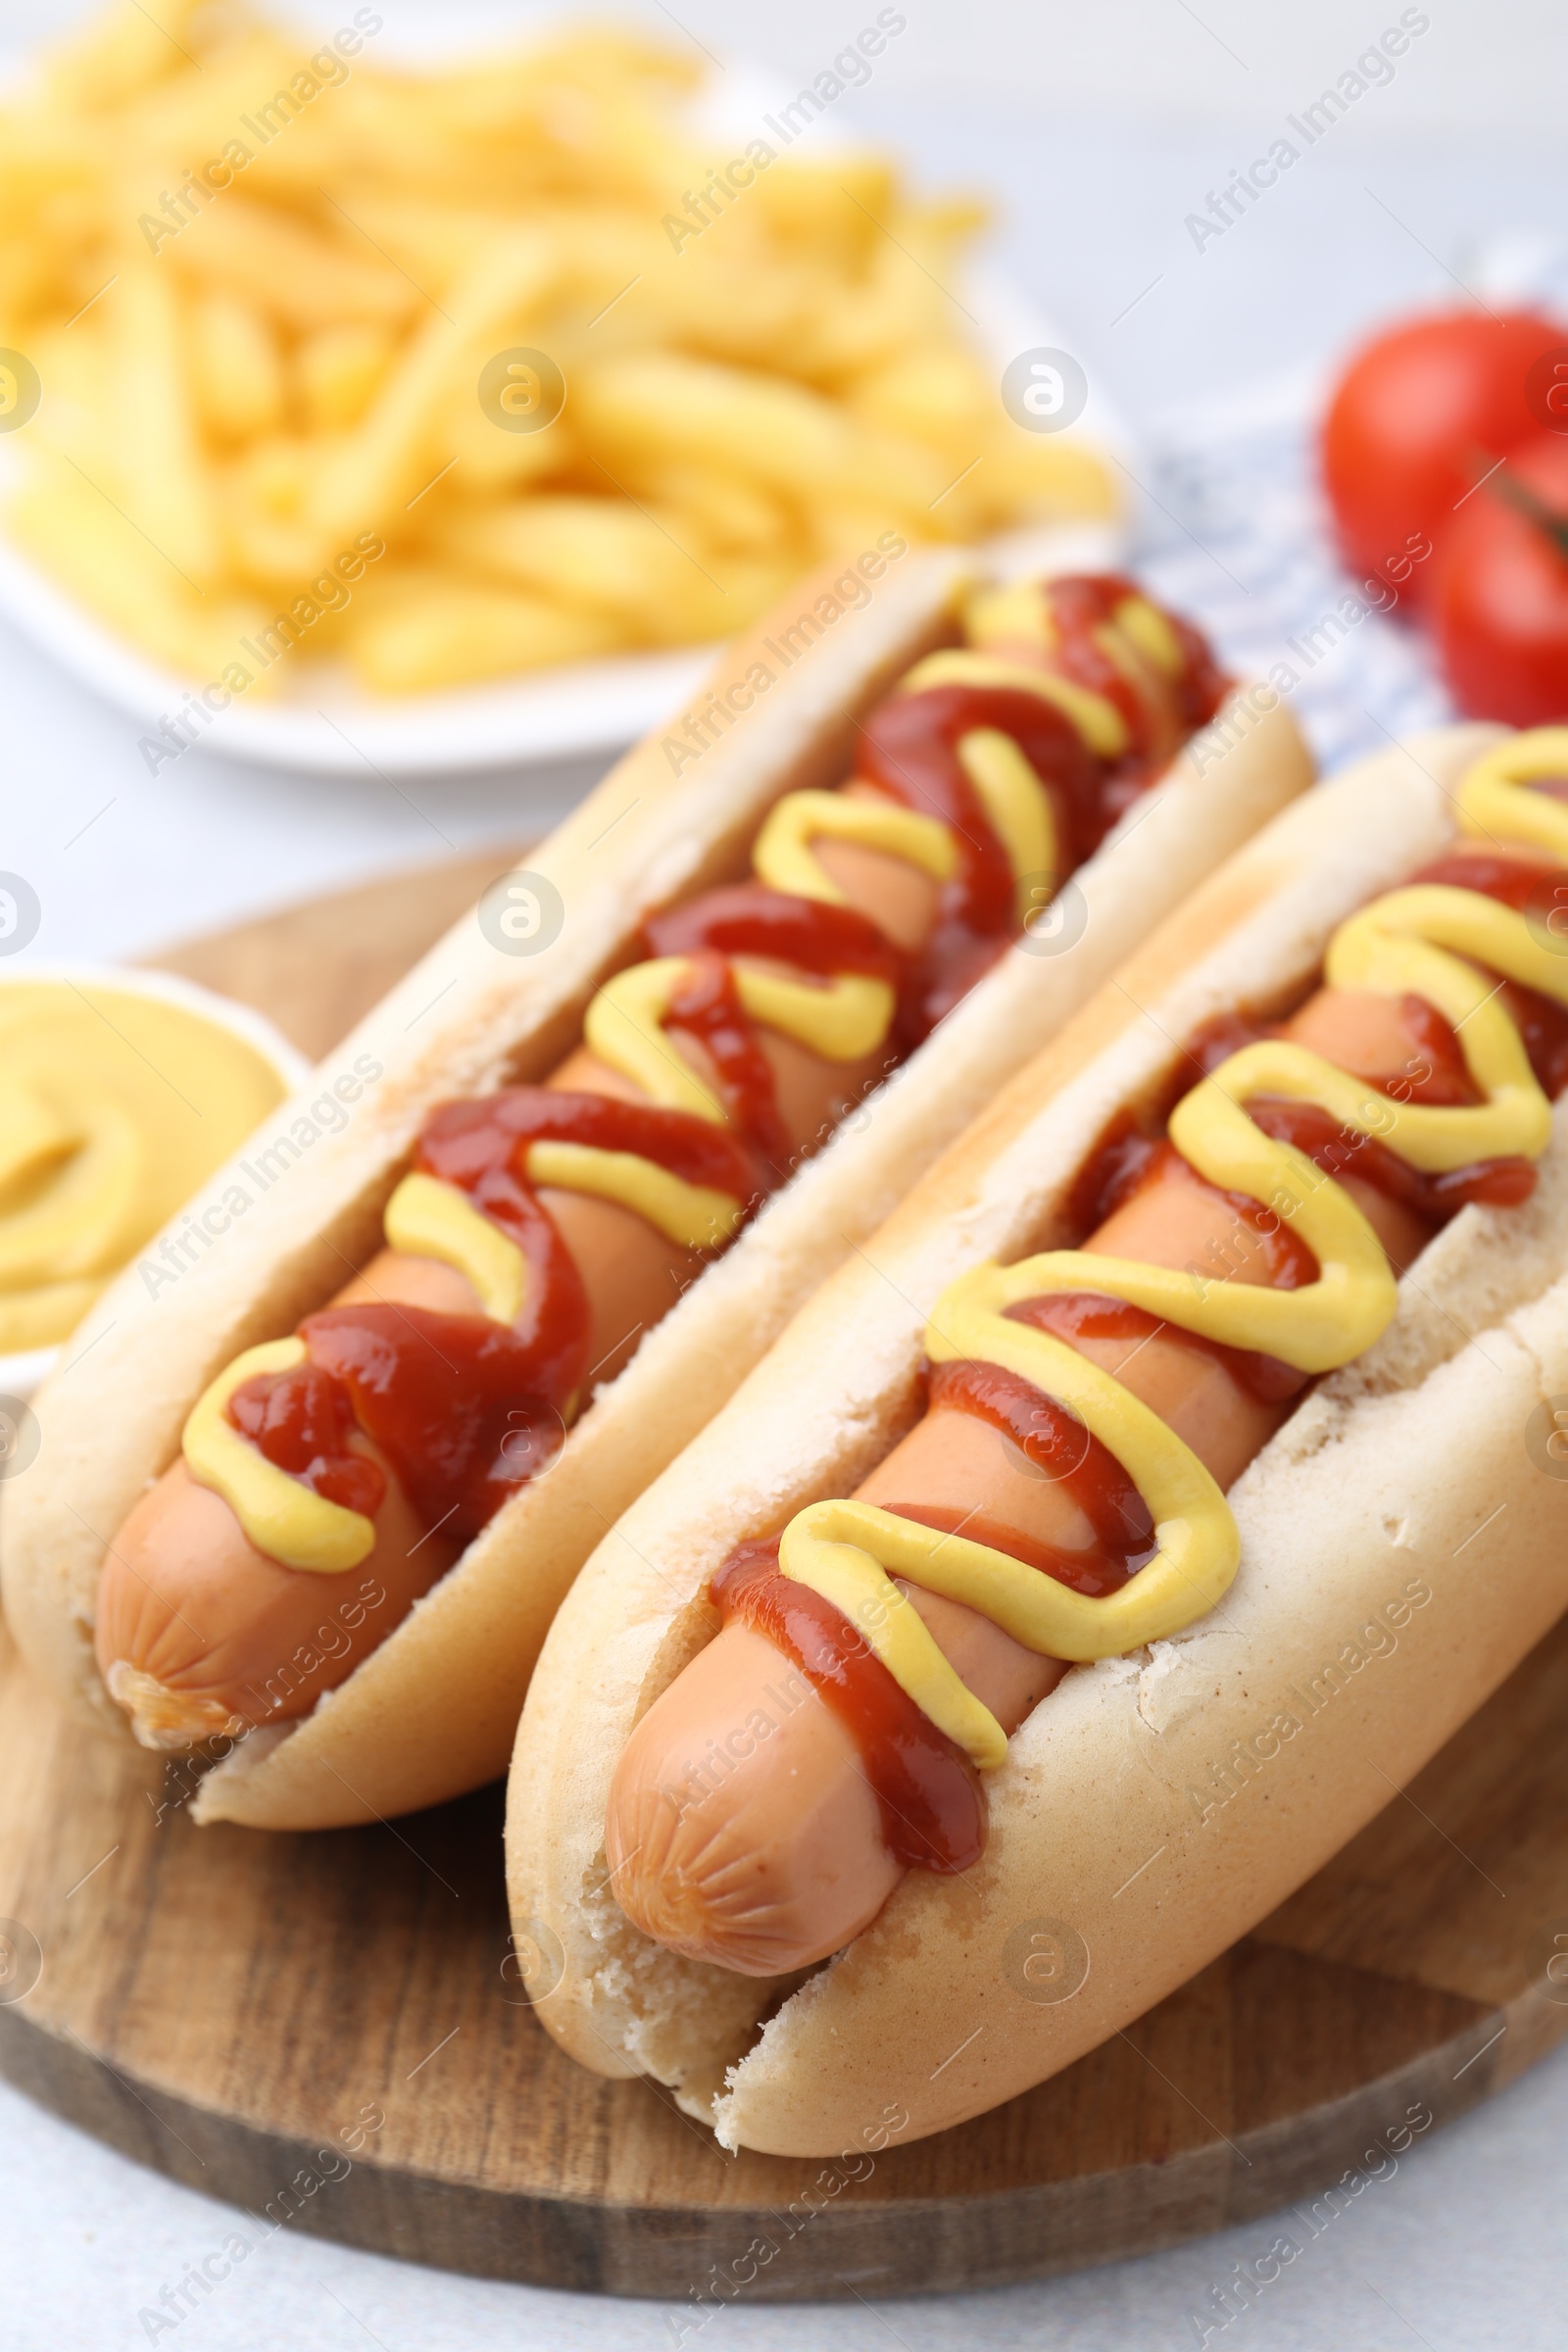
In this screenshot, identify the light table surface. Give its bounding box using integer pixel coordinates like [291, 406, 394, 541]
[1, 3, 1564, 2342]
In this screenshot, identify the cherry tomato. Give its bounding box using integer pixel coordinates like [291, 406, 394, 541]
[1432, 433, 1568, 725]
[1322, 309, 1567, 607]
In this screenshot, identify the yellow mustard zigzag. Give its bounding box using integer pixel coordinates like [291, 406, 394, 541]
[501, 596, 1191, 1240]
[180, 637, 1094, 1559]
[778, 728, 1568, 1767]
[572, 706, 1065, 1227]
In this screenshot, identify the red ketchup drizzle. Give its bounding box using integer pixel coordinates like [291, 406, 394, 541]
[1181, 1001, 1478, 1105]
[857, 682, 1081, 1038]
[1031, 575, 1155, 759]
[1072, 1132, 1322, 1285]
[418, 1086, 760, 1208]
[1247, 1102, 1538, 1215]
[875, 1500, 1126, 1592]
[913, 1293, 1308, 1609]
[921, 1354, 1156, 1590]
[1410, 850, 1568, 908]
[710, 1539, 986, 1875]
[1409, 851, 1568, 1099]
[1012, 1286, 1312, 1410]
[1065, 1110, 1167, 1232]
[226, 1364, 386, 1519]
[704, 840, 1568, 1883]
[1059, 573, 1228, 730]
[647, 886, 905, 1181]
[1152, 988, 1540, 1225]
[661, 951, 795, 1172]
[301, 1300, 571, 1543]
[851, 580, 1225, 1039]
[1037, 573, 1228, 808]
[228, 586, 1225, 1563]
[644, 882, 903, 986]
[226, 1094, 623, 1544]
[1163, 612, 1230, 737]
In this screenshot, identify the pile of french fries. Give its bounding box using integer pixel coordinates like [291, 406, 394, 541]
[0, 0, 1115, 696]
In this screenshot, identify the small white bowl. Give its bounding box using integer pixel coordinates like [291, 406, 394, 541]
[0, 962, 312, 1403]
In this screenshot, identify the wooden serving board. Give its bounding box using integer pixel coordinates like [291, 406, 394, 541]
[1, 847, 1566, 2300]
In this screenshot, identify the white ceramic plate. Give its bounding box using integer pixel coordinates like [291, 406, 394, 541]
[0, 963, 313, 1404]
[0, 264, 1129, 779]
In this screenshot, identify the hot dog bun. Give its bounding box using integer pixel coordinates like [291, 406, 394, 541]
[2, 549, 1309, 1831]
[509, 723, 1568, 2156]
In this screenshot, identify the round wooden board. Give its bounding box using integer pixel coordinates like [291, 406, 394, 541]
[2, 847, 1567, 2302]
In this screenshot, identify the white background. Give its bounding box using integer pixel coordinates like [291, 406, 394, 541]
[2, 2, 1566, 2345]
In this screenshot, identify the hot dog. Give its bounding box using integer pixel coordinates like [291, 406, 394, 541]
[510, 723, 1568, 2154]
[3, 551, 1310, 1831]
[92, 778, 949, 1749]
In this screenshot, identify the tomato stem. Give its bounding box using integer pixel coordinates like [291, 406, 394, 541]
[1481, 460, 1568, 564]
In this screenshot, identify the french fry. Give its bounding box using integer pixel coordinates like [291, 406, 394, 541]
[105, 261, 221, 585]
[222, 434, 328, 587]
[295, 320, 394, 432]
[7, 461, 267, 678]
[343, 569, 623, 691]
[169, 200, 416, 330]
[433, 494, 712, 617]
[299, 191, 528, 298]
[849, 342, 994, 447]
[431, 496, 798, 645]
[45, 0, 207, 113]
[607, 459, 787, 552]
[22, 322, 114, 477]
[747, 156, 899, 267]
[623, 551, 800, 646]
[308, 226, 561, 550]
[191, 291, 284, 440]
[574, 350, 851, 489]
[114, 29, 307, 175]
[438, 391, 574, 494]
